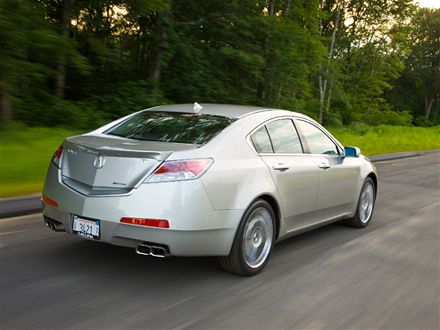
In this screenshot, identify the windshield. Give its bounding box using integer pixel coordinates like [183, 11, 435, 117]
[105, 111, 236, 144]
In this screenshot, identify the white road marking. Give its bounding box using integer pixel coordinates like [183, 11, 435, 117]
[161, 296, 196, 312]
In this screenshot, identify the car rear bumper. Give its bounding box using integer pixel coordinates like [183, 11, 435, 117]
[42, 164, 242, 256]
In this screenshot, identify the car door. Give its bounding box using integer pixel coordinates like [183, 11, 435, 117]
[249, 118, 320, 231]
[294, 119, 360, 221]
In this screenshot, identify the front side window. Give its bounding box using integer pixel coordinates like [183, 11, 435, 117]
[295, 120, 338, 155]
[106, 111, 236, 145]
[265, 119, 303, 154]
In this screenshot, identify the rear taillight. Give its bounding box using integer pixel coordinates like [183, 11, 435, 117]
[120, 217, 170, 228]
[146, 159, 213, 183]
[52, 145, 63, 168]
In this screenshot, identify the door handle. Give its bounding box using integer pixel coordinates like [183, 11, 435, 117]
[273, 163, 290, 171]
[318, 161, 330, 169]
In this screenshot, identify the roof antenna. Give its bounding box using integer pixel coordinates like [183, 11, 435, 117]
[193, 102, 203, 113]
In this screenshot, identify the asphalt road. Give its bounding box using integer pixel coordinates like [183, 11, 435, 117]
[1, 152, 439, 330]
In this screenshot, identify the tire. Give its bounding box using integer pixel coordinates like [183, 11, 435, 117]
[218, 199, 275, 276]
[345, 177, 376, 228]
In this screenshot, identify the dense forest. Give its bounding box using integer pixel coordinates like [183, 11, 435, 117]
[0, 0, 439, 129]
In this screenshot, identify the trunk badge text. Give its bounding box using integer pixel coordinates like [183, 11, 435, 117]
[66, 148, 77, 155]
[93, 156, 106, 169]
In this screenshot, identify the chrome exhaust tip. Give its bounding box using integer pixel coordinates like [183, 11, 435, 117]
[150, 246, 167, 258]
[43, 217, 65, 232]
[136, 244, 152, 256]
[136, 243, 169, 258]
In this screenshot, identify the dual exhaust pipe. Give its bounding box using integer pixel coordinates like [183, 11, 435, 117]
[136, 243, 170, 258]
[44, 217, 65, 232]
[44, 216, 169, 258]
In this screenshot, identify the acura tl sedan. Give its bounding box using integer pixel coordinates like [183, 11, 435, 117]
[42, 103, 377, 275]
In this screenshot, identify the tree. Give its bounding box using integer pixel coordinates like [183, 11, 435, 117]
[407, 8, 439, 121]
[0, 0, 434, 128]
[0, 0, 61, 121]
[0, 0, 90, 123]
[318, 0, 414, 125]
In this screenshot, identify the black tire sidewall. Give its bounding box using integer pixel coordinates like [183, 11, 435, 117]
[353, 177, 376, 227]
[229, 199, 276, 276]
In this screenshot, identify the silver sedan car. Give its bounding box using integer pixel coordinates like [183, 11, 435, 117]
[42, 103, 377, 275]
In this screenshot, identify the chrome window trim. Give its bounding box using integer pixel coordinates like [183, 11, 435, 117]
[293, 118, 344, 155]
[246, 115, 343, 156]
[246, 116, 306, 156]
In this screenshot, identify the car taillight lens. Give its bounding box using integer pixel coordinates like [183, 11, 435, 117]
[120, 217, 170, 228]
[52, 145, 63, 168]
[146, 159, 213, 183]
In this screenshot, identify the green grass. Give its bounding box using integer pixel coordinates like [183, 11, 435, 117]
[0, 125, 439, 197]
[330, 125, 440, 155]
[0, 126, 80, 197]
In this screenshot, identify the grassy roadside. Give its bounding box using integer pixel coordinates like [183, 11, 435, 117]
[0, 125, 439, 198]
[0, 127, 81, 198]
[330, 125, 440, 155]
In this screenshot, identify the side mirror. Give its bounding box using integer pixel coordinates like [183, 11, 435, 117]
[343, 146, 361, 158]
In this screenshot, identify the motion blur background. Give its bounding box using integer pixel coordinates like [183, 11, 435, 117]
[0, 2, 439, 329]
[0, 0, 439, 197]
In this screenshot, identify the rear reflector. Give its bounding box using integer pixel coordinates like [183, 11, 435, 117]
[42, 194, 58, 208]
[120, 217, 170, 228]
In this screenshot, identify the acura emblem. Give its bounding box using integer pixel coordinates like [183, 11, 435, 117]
[93, 156, 106, 169]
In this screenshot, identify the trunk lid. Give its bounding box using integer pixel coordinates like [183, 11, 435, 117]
[61, 134, 198, 195]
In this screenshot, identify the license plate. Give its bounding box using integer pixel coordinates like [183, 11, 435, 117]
[72, 215, 100, 240]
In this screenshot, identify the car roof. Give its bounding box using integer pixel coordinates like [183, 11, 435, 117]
[149, 103, 304, 119]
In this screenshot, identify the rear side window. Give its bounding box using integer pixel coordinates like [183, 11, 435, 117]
[295, 120, 338, 155]
[250, 127, 273, 153]
[106, 111, 236, 144]
[266, 119, 303, 154]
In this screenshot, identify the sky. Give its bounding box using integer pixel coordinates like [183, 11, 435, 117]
[418, 0, 440, 8]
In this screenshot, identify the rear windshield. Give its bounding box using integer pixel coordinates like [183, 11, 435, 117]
[105, 111, 236, 144]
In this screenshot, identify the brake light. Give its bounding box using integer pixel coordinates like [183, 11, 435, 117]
[120, 217, 170, 228]
[146, 159, 213, 183]
[52, 145, 63, 168]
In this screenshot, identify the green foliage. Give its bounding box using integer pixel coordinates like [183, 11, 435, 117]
[0, 0, 90, 121]
[13, 79, 169, 130]
[0, 0, 436, 128]
[413, 115, 434, 127]
[323, 111, 343, 127]
[386, 8, 440, 124]
[362, 109, 413, 126]
[320, 0, 416, 124]
[96, 80, 169, 120]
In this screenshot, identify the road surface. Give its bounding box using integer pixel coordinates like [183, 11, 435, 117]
[1, 152, 439, 329]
